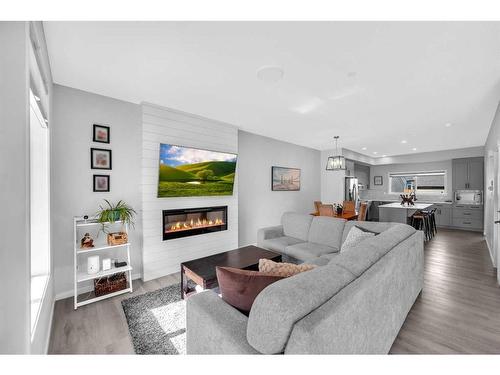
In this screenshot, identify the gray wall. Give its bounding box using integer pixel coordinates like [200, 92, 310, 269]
[0, 21, 30, 354]
[238, 131, 321, 245]
[51, 85, 142, 297]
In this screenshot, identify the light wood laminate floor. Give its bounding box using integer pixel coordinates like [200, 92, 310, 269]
[49, 228, 500, 354]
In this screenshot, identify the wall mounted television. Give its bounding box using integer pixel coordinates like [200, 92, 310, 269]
[157, 143, 237, 198]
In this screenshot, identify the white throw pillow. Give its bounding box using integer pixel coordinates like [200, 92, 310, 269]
[341, 226, 375, 253]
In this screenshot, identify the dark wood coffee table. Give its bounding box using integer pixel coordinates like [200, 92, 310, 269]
[180, 245, 281, 299]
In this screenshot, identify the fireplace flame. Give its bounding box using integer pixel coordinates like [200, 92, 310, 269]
[169, 217, 225, 232]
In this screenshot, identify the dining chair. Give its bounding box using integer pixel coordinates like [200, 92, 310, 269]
[358, 201, 368, 221]
[343, 200, 356, 213]
[318, 204, 335, 217]
[313, 201, 322, 215]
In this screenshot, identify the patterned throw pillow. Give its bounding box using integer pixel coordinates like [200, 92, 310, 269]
[258, 258, 317, 277]
[341, 225, 375, 253]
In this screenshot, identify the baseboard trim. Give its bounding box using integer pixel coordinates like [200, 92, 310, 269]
[55, 272, 142, 301]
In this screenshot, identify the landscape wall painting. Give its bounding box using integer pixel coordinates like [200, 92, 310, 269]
[157, 144, 237, 197]
[272, 166, 301, 191]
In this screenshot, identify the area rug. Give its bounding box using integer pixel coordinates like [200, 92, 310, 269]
[122, 283, 187, 354]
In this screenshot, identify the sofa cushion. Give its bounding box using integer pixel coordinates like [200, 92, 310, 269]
[259, 258, 317, 277]
[302, 257, 330, 266]
[307, 216, 346, 249]
[247, 263, 356, 354]
[331, 224, 416, 276]
[260, 236, 304, 253]
[216, 266, 285, 314]
[341, 221, 399, 245]
[281, 212, 313, 242]
[341, 226, 375, 253]
[285, 242, 337, 261]
[320, 252, 338, 261]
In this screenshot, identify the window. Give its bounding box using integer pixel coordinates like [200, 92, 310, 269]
[389, 171, 446, 194]
[30, 90, 50, 337]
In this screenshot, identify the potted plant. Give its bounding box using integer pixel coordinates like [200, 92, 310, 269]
[96, 199, 136, 233]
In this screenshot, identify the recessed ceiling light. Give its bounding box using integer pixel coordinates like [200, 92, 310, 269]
[362, 147, 367, 150]
[373, 151, 378, 155]
[445, 122, 452, 127]
[412, 148, 417, 151]
[401, 140, 407, 144]
[257, 65, 284, 82]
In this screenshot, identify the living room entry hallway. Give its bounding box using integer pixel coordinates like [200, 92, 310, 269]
[48, 228, 500, 354]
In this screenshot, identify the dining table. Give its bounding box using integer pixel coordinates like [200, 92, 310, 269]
[310, 211, 359, 221]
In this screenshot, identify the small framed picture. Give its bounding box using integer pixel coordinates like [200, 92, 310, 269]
[91, 148, 112, 170]
[93, 124, 110, 144]
[374, 176, 383, 185]
[93, 175, 110, 192]
[272, 166, 301, 191]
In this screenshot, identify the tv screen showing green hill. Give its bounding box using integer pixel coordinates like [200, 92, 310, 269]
[157, 144, 237, 197]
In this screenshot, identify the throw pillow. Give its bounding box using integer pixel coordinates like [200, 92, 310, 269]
[258, 258, 317, 277]
[216, 266, 285, 314]
[341, 225, 375, 253]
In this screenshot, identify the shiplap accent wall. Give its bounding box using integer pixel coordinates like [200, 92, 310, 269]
[141, 103, 239, 281]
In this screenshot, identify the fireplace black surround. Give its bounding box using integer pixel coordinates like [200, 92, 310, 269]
[162, 206, 228, 240]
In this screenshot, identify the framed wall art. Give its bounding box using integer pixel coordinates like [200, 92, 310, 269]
[91, 148, 112, 170]
[93, 124, 110, 144]
[272, 166, 301, 191]
[93, 175, 110, 192]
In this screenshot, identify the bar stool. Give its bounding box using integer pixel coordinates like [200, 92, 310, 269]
[411, 211, 433, 241]
[421, 208, 437, 236]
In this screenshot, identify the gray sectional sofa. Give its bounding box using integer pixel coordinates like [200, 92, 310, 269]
[186, 212, 424, 354]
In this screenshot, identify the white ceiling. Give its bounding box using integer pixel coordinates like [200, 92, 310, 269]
[44, 21, 500, 155]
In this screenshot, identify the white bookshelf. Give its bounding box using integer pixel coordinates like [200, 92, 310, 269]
[73, 216, 133, 309]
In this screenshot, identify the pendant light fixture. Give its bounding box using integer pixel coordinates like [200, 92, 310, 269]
[326, 136, 346, 171]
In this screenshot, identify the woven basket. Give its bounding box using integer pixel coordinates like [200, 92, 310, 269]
[107, 231, 128, 246]
[94, 272, 127, 297]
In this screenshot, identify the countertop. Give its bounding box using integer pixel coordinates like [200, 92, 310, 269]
[378, 202, 434, 209]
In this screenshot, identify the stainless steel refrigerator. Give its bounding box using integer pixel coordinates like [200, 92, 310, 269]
[345, 176, 359, 207]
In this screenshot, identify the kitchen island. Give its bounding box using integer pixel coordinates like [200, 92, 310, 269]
[378, 202, 433, 224]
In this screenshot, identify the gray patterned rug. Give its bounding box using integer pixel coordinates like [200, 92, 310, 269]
[122, 283, 187, 354]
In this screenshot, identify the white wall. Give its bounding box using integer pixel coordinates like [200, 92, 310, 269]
[0, 21, 30, 354]
[238, 131, 321, 245]
[51, 85, 142, 298]
[364, 160, 454, 202]
[484, 102, 500, 279]
[141, 103, 238, 281]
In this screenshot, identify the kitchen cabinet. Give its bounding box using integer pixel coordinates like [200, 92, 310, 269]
[433, 204, 452, 227]
[451, 204, 483, 231]
[452, 157, 484, 190]
[467, 158, 484, 190]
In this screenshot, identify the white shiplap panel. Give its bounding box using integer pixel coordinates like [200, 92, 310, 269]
[142, 103, 237, 135]
[141, 103, 238, 281]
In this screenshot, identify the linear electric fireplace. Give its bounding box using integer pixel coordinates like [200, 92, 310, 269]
[162, 206, 228, 240]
